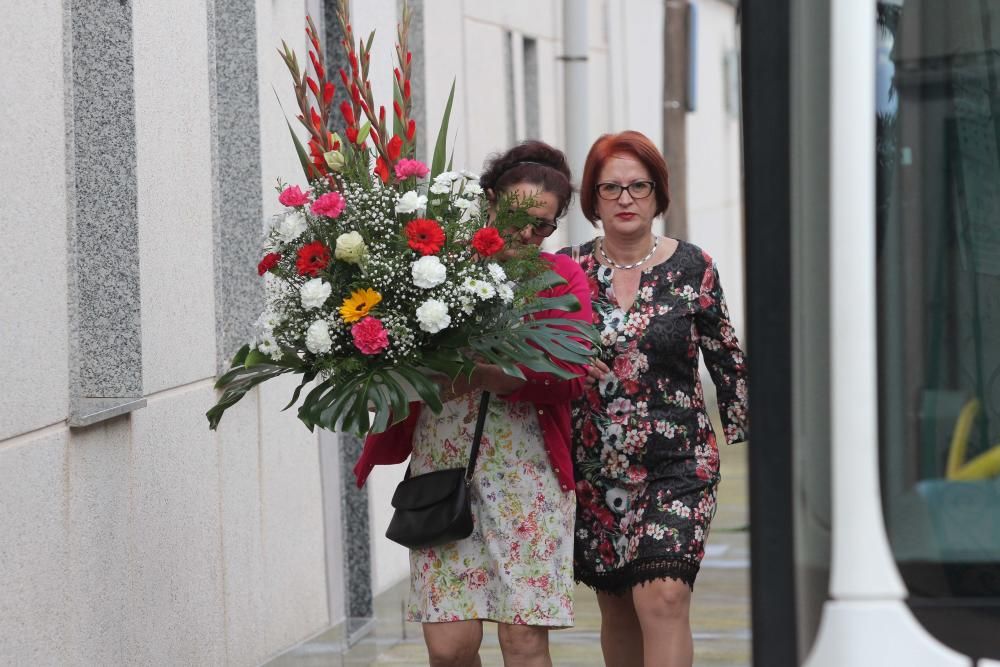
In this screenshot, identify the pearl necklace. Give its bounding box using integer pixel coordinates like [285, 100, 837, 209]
[599, 235, 660, 270]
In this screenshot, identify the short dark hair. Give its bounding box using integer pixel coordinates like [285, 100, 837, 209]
[579, 131, 671, 224]
[479, 140, 574, 219]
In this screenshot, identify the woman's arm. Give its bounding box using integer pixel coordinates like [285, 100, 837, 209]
[499, 254, 593, 404]
[696, 258, 749, 444]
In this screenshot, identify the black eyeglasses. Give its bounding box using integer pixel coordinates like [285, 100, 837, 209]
[531, 217, 559, 237]
[595, 180, 655, 201]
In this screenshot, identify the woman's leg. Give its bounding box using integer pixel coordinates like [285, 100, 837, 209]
[422, 620, 484, 667]
[596, 590, 644, 667]
[630, 578, 694, 667]
[497, 623, 551, 667]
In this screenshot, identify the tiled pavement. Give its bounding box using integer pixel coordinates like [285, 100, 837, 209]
[271, 443, 750, 666]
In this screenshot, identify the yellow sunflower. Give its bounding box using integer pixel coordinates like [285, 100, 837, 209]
[339, 288, 382, 323]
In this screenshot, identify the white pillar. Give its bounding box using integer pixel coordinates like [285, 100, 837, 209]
[563, 0, 591, 245]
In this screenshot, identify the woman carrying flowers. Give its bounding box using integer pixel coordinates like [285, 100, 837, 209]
[560, 131, 749, 667]
[355, 141, 590, 667]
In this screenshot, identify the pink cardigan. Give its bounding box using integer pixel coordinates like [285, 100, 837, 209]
[354, 253, 592, 492]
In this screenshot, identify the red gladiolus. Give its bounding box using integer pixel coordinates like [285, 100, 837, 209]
[374, 157, 389, 184]
[393, 67, 401, 83]
[340, 101, 355, 126]
[405, 218, 446, 256]
[407, 119, 416, 141]
[387, 135, 403, 161]
[310, 107, 322, 131]
[323, 81, 335, 105]
[306, 76, 319, 98]
[379, 105, 386, 124]
[296, 241, 331, 277]
[403, 79, 411, 100]
[472, 227, 505, 257]
[393, 101, 403, 119]
[309, 51, 325, 80]
[349, 52, 359, 74]
[351, 83, 361, 104]
[257, 252, 281, 276]
[339, 68, 349, 88]
[370, 128, 379, 143]
[346, 127, 358, 143]
[406, 51, 412, 65]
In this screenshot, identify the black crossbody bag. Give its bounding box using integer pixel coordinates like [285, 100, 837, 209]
[385, 391, 491, 550]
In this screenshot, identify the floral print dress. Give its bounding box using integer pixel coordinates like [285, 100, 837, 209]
[407, 391, 576, 626]
[560, 239, 749, 592]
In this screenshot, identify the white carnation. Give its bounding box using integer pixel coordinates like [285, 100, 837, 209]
[411, 255, 447, 289]
[305, 320, 332, 354]
[416, 298, 451, 333]
[452, 198, 472, 210]
[299, 278, 332, 310]
[395, 190, 427, 214]
[429, 181, 452, 195]
[277, 211, 307, 243]
[463, 181, 484, 196]
[486, 263, 506, 283]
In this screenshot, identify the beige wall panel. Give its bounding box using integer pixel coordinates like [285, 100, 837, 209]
[67, 419, 131, 664]
[134, 0, 217, 394]
[258, 376, 329, 651]
[0, 0, 69, 440]
[217, 391, 269, 664]
[126, 386, 226, 665]
[0, 431, 69, 665]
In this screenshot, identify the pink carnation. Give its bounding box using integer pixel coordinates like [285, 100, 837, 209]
[278, 185, 310, 207]
[311, 191, 347, 218]
[351, 316, 389, 355]
[394, 158, 430, 180]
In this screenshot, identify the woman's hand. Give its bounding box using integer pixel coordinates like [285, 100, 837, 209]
[471, 362, 526, 395]
[584, 359, 611, 389]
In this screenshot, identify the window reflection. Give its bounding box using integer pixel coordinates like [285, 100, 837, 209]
[877, 0, 1000, 656]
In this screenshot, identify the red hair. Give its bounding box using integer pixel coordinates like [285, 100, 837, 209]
[579, 131, 671, 224]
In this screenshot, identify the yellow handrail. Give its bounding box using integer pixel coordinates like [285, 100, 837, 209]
[945, 398, 1000, 480]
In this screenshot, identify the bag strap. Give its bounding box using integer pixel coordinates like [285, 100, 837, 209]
[464, 391, 491, 483]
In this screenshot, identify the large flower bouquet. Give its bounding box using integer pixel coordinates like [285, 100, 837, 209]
[206, 3, 597, 437]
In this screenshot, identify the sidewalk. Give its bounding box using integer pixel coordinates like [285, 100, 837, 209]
[273, 444, 750, 666]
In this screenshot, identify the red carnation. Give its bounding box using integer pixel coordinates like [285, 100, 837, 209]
[405, 218, 445, 255]
[471, 227, 505, 257]
[278, 185, 310, 207]
[257, 252, 281, 276]
[296, 241, 331, 276]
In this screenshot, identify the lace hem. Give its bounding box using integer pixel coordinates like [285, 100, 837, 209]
[576, 557, 700, 594]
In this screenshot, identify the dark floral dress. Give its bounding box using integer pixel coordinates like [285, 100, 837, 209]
[559, 239, 749, 592]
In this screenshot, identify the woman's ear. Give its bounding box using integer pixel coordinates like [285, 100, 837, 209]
[485, 187, 496, 202]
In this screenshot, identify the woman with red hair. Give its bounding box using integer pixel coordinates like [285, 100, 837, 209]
[560, 130, 749, 667]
